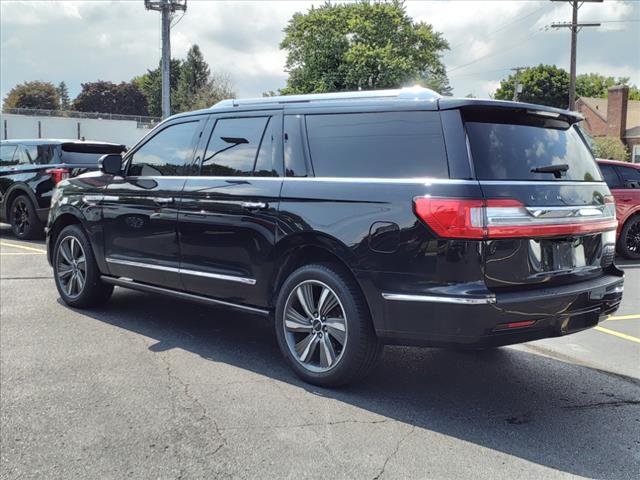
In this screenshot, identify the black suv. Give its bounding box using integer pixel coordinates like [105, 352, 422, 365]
[45, 88, 624, 386]
[1, 139, 125, 239]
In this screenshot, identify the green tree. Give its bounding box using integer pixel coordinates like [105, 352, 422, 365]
[592, 137, 629, 161]
[72, 81, 149, 115]
[57, 81, 71, 110]
[3, 81, 60, 110]
[175, 45, 211, 111]
[494, 64, 570, 108]
[576, 73, 640, 100]
[279, 0, 451, 95]
[132, 58, 183, 116]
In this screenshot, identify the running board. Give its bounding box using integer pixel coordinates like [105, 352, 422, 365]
[100, 275, 270, 316]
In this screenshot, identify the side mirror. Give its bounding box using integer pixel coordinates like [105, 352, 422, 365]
[98, 154, 122, 175]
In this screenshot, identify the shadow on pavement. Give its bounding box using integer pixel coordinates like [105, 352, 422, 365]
[67, 287, 640, 479]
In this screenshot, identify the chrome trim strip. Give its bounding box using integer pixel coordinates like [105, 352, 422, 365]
[381, 292, 496, 305]
[479, 180, 605, 186]
[100, 276, 269, 315]
[180, 267, 256, 285]
[105, 258, 256, 285]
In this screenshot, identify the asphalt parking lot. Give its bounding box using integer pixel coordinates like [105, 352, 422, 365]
[1, 224, 638, 480]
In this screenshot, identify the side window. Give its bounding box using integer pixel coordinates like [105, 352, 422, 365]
[0, 145, 17, 166]
[23, 145, 41, 163]
[128, 121, 200, 176]
[254, 118, 277, 177]
[16, 145, 35, 165]
[283, 115, 308, 177]
[305, 112, 449, 178]
[616, 166, 640, 188]
[600, 164, 622, 189]
[200, 117, 269, 177]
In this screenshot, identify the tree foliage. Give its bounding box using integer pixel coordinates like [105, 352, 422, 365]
[132, 58, 184, 117]
[279, 0, 451, 95]
[57, 81, 71, 110]
[576, 73, 640, 100]
[494, 64, 570, 108]
[3, 81, 60, 110]
[72, 81, 149, 115]
[592, 136, 629, 162]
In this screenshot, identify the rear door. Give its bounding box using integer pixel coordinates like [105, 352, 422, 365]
[461, 107, 617, 290]
[614, 164, 640, 222]
[178, 110, 283, 307]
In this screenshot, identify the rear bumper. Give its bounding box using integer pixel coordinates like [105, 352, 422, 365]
[376, 273, 624, 348]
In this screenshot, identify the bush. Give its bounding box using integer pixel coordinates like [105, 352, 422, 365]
[592, 137, 629, 161]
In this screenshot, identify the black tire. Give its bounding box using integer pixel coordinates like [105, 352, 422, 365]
[53, 224, 113, 308]
[10, 195, 43, 240]
[275, 263, 382, 387]
[618, 215, 640, 260]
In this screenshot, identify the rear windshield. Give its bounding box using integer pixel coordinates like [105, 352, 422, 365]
[464, 110, 602, 182]
[60, 143, 125, 164]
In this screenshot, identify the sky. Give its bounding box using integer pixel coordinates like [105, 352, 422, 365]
[1, 0, 639, 106]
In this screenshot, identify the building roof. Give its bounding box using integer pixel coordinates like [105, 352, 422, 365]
[578, 96, 640, 138]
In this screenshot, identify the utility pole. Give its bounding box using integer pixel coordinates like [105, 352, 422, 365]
[511, 67, 526, 102]
[144, 0, 187, 119]
[550, 0, 601, 111]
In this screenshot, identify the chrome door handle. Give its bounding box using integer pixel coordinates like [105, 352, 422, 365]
[152, 197, 174, 206]
[241, 201, 267, 210]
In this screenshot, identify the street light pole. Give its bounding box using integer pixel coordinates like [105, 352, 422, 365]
[144, 0, 187, 119]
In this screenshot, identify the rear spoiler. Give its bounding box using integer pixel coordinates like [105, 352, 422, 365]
[438, 98, 583, 125]
[61, 142, 126, 154]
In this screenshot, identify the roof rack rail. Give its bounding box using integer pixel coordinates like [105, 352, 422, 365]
[211, 86, 441, 109]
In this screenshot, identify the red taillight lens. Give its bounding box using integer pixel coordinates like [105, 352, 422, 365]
[46, 168, 70, 185]
[414, 197, 618, 240]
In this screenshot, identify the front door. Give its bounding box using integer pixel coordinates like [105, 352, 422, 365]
[102, 117, 205, 289]
[178, 111, 283, 307]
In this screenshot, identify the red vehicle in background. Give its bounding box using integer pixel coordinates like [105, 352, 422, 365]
[597, 159, 640, 259]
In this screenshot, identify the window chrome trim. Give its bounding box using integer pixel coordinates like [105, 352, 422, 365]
[105, 258, 256, 285]
[381, 292, 496, 305]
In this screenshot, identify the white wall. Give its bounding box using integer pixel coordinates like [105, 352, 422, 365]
[0, 113, 155, 147]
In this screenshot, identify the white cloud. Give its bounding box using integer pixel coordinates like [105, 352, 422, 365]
[1, 0, 638, 103]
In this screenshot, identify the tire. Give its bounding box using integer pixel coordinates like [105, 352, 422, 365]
[53, 224, 113, 308]
[275, 263, 382, 387]
[618, 215, 640, 260]
[10, 195, 43, 240]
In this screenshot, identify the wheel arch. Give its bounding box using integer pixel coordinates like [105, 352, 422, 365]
[46, 208, 89, 265]
[269, 233, 383, 333]
[3, 184, 39, 220]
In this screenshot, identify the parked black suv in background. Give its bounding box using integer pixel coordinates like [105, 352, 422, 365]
[45, 88, 624, 386]
[0, 139, 125, 239]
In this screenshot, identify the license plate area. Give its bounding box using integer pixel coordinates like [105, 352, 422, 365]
[529, 234, 601, 273]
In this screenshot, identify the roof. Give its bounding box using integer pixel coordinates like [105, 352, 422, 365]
[0, 138, 124, 147]
[596, 158, 640, 169]
[578, 96, 640, 138]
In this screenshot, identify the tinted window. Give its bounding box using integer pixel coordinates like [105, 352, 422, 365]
[465, 111, 602, 182]
[16, 146, 33, 165]
[600, 164, 622, 189]
[305, 112, 448, 178]
[254, 118, 277, 177]
[284, 115, 309, 177]
[0, 145, 17, 166]
[201, 117, 269, 176]
[617, 166, 640, 188]
[129, 121, 199, 176]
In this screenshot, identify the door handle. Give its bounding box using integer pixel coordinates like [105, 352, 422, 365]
[152, 197, 174, 206]
[241, 201, 268, 210]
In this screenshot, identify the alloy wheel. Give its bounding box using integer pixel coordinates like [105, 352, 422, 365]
[626, 221, 640, 254]
[12, 199, 30, 236]
[283, 280, 348, 373]
[56, 236, 87, 298]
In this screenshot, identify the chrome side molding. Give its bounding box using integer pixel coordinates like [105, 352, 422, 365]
[381, 292, 496, 305]
[105, 257, 256, 285]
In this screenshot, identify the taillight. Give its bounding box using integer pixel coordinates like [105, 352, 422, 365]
[46, 168, 70, 185]
[414, 197, 618, 240]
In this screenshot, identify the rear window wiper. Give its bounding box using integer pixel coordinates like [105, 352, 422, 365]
[531, 164, 569, 178]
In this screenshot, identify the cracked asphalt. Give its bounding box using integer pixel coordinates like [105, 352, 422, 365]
[1, 224, 639, 479]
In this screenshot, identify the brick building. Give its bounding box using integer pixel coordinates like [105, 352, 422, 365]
[576, 85, 640, 163]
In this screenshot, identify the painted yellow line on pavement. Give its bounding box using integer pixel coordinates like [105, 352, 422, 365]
[594, 326, 640, 344]
[0, 242, 47, 254]
[607, 314, 640, 321]
[0, 252, 45, 256]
